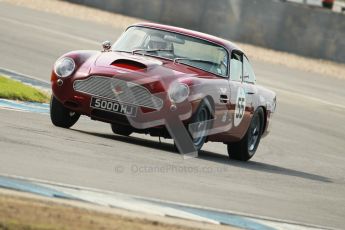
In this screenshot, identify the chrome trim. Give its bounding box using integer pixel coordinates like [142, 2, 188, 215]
[57, 79, 63, 86]
[54, 57, 75, 78]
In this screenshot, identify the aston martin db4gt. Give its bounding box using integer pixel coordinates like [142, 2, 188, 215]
[50, 22, 276, 161]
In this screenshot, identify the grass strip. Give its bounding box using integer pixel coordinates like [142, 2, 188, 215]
[0, 76, 49, 103]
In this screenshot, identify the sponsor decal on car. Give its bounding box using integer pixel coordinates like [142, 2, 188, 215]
[234, 87, 246, 127]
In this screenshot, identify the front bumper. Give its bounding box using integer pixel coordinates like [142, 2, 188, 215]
[52, 74, 194, 129]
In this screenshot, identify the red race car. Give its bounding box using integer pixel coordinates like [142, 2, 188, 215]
[50, 22, 276, 161]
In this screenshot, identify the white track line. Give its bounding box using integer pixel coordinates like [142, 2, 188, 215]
[262, 84, 345, 110]
[0, 67, 50, 85]
[0, 107, 29, 113]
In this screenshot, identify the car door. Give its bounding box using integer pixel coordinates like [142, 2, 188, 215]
[242, 55, 257, 114]
[228, 51, 254, 139]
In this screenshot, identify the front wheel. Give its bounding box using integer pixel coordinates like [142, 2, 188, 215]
[189, 100, 212, 151]
[227, 107, 264, 161]
[50, 96, 80, 128]
[111, 123, 133, 136]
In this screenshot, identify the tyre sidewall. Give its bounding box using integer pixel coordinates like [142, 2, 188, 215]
[50, 96, 80, 128]
[189, 99, 212, 151]
[228, 107, 264, 161]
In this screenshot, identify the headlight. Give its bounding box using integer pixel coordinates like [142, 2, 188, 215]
[168, 82, 190, 103]
[54, 57, 75, 78]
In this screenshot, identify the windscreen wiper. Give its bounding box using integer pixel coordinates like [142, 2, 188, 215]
[131, 49, 173, 55]
[173, 57, 214, 64]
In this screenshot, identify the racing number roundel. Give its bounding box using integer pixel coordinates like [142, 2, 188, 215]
[234, 87, 246, 127]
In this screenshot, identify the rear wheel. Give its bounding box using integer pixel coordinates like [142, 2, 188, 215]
[111, 123, 133, 136]
[50, 96, 80, 128]
[227, 107, 264, 161]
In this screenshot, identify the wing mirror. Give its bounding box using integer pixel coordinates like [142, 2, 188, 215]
[102, 41, 112, 52]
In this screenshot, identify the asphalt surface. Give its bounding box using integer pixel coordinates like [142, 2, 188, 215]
[1, 2, 345, 229]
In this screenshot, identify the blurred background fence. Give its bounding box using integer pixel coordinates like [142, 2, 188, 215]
[66, 0, 345, 63]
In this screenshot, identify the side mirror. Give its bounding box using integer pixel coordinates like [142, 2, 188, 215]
[102, 41, 112, 52]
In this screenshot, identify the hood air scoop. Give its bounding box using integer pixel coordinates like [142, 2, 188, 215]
[111, 59, 147, 71]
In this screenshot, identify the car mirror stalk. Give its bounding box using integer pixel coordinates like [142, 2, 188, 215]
[102, 41, 112, 52]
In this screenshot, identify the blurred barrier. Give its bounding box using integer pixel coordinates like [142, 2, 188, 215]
[66, 0, 345, 63]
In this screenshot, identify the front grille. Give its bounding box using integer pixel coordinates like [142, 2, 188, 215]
[73, 76, 163, 109]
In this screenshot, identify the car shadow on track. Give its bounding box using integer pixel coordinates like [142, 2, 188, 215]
[73, 129, 333, 183]
[198, 151, 333, 183]
[72, 129, 179, 152]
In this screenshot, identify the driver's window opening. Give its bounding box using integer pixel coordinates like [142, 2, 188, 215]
[230, 52, 243, 82]
[243, 56, 256, 84]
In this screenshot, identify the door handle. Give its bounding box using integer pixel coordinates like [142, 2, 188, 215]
[220, 95, 229, 103]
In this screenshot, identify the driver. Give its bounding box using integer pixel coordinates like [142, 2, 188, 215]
[147, 35, 169, 50]
[147, 35, 174, 58]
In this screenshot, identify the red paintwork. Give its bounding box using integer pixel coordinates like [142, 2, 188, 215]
[51, 23, 276, 143]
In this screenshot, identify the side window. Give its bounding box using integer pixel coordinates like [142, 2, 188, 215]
[230, 53, 242, 81]
[243, 56, 256, 84]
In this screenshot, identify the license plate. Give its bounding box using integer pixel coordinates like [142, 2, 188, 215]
[90, 97, 137, 117]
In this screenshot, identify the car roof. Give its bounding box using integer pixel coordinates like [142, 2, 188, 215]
[129, 22, 243, 53]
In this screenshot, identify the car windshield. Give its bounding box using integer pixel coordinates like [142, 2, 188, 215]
[112, 26, 228, 77]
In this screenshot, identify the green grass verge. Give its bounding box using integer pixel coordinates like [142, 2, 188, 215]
[0, 76, 49, 103]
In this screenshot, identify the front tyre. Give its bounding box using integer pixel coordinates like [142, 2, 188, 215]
[111, 123, 133, 136]
[50, 96, 80, 128]
[228, 107, 264, 161]
[189, 100, 212, 151]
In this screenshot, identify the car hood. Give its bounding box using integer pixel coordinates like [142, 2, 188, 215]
[90, 52, 218, 85]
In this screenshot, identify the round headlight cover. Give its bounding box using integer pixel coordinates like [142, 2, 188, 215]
[168, 82, 190, 103]
[54, 57, 75, 78]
